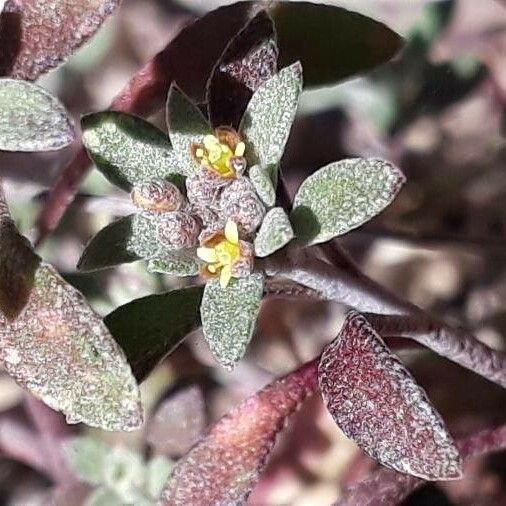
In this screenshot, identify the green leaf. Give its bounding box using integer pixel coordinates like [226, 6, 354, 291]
[148, 248, 200, 277]
[269, 2, 403, 89]
[86, 487, 123, 506]
[239, 63, 302, 173]
[104, 286, 204, 381]
[64, 437, 110, 485]
[145, 456, 173, 500]
[0, 78, 75, 152]
[291, 158, 405, 245]
[249, 165, 276, 207]
[103, 446, 145, 501]
[254, 207, 293, 258]
[0, 263, 143, 431]
[201, 273, 263, 369]
[82, 112, 179, 191]
[166, 85, 212, 176]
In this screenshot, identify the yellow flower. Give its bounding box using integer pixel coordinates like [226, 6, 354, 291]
[192, 127, 246, 178]
[197, 221, 241, 288]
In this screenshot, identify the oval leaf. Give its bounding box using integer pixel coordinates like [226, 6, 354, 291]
[82, 112, 179, 191]
[160, 360, 318, 505]
[0, 263, 143, 431]
[292, 158, 405, 245]
[0, 0, 120, 80]
[201, 273, 264, 369]
[249, 164, 276, 207]
[147, 248, 200, 277]
[319, 311, 462, 480]
[254, 207, 294, 258]
[0, 78, 74, 152]
[104, 286, 204, 382]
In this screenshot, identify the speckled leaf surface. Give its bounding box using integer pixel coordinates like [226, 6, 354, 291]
[166, 86, 212, 176]
[239, 62, 302, 172]
[0, 263, 143, 431]
[0, 0, 120, 80]
[82, 112, 179, 191]
[148, 249, 200, 277]
[0, 79, 74, 152]
[254, 207, 293, 258]
[319, 311, 462, 480]
[104, 286, 204, 381]
[292, 158, 405, 245]
[249, 164, 276, 207]
[201, 273, 263, 369]
[0, 185, 40, 319]
[160, 360, 318, 505]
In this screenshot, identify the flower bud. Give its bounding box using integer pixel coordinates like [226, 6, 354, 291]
[156, 212, 200, 250]
[131, 179, 184, 213]
[186, 167, 230, 207]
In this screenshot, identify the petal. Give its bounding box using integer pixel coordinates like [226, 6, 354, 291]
[220, 265, 232, 288]
[224, 221, 239, 244]
[197, 247, 218, 263]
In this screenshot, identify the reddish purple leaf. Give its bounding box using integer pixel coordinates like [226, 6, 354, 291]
[160, 360, 319, 505]
[0, 0, 120, 80]
[319, 311, 462, 481]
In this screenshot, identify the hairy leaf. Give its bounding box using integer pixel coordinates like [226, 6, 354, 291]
[200, 273, 263, 369]
[82, 112, 179, 191]
[239, 62, 302, 173]
[254, 207, 294, 258]
[319, 311, 462, 480]
[0, 0, 120, 80]
[104, 286, 204, 381]
[249, 164, 276, 207]
[292, 158, 405, 245]
[0, 79, 74, 152]
[0, 263, 143, 431]
[147, 249, 200, 277]
[160, 360, 318, 505]
[166, 86, 212, 176]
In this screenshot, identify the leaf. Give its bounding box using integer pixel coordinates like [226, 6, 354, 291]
[0, 0, 120, 80]
[0, 263, 143, 431]
[0, 185, 40, 319]
[147, 249, 200, 277]
[0, 78, 74, 152]
[254, 207, 294, 258]
[207, 10, 278, 129]
[292, 158, 405, 245]
[82, 112, 179, 191]
[200, 273, 263, 369]
[239, 62, 302, 173]
[160, 360, 318, 505]
[64, 437, 110, 485]
[318, 311, 462, 480]
[249, 164, 276, 207]
[145, 456, 173, 500]
[166, 86, 212, 176]
[86, 487, 123, 506]
[77, 215, 140, 273]
[104, 286, 204, 382]
[269, 1, 403, 89]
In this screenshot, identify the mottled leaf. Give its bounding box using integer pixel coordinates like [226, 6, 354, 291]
[292, 158, 405, 245]
[104, 286, 204, 381]
[0, 79, 74, 152]
[166, 86, 212, 176]
[0, 0, 120, 80]
[201, 273, 264, 369]
[249, 164, 276, 207]
[254, 207, 293, 258]
[147, 249, 200, 277]
[0, 185, 40, 319]
[82, 112, 179, 191]
[64, 437, 110, 485]
[319, 311, 462, 480]
[160, 360, 318, 505]
[239, 62, 302, 174]
[0, 263, 143, 431]
[207, 10, 278, 129]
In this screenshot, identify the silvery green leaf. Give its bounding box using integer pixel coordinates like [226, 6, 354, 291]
[103, 446, 145, 501]
[249, 165, 276, 207]
[86, 487, 123, 506]
[128, 213, 162, 259]
[0, 263, 143, 431]
[0, 79, 75, 152]
[148, 248, 200, 277]
[166, 85, 212, 176]
[239, 63, 302, 174]
[254, 207, 294, 258]
[145, 456, 173, 500]
[82, 112, 179, 191]
[201, 273, 263, 369]
[292, 158, 405, 245]
[64, 437, 110, 485]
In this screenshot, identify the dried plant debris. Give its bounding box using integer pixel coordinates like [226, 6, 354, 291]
[319, 311, 462, 480]
[0, 264, 143, 431]
[161, 361, 318, 505]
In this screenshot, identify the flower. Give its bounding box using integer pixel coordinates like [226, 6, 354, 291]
[192, 127, 246, 178]
[197, 220, 253, 288]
